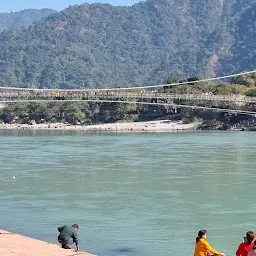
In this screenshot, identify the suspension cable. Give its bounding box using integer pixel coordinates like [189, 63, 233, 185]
[0, 70, 255, 91]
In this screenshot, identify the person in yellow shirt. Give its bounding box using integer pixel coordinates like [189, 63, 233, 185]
[194, 230, 225, 256]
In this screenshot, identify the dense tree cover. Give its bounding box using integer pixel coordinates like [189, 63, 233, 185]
[231, 72, 256, 87]
[0, 101, 153, 124]
[162, 74, 256, 126]
[161, 73, 254, 95]
[0, 0, 255, 89]
[219, 1, 256, 75]
[0, 9, 57, 32]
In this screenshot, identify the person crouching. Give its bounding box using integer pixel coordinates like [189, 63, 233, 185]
[57, 224, 80, 251]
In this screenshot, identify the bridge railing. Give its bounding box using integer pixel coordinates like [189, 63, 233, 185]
[1, 88, 256, 103]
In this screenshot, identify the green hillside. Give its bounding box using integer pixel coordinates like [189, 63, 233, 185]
[0, 0, 255, 89]
[220, 1, 256, 74]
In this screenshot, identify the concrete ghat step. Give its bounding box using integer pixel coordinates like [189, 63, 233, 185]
[0, 229, 97, 256]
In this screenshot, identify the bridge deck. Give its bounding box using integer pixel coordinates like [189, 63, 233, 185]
[0, 88, 255, 103]
[0, 88, 255, 115]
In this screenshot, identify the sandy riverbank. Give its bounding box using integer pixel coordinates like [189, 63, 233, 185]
[0, 120, 201, 132]
[0, 229, 97, 256]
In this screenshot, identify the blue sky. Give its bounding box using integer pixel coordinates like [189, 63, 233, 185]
[0, 0, 142, 12]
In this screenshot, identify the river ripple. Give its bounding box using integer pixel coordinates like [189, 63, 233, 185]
[0, 130, 255, 256]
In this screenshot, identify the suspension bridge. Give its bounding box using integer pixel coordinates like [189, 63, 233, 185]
[0, 70, 256, 115]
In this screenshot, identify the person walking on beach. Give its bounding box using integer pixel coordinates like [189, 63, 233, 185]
[194, 230, 225, 256]
[57, 224, 80, 251]
[236, 231, 255, 256]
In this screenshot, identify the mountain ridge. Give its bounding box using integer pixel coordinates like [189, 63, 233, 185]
[0, 0, 255, 89]
[0, 8, 57, 32]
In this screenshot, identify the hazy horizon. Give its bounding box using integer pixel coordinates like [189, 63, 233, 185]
[0, 0, 142, 13]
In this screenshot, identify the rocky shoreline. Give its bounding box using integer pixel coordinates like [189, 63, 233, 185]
[0, 120, 201, 132]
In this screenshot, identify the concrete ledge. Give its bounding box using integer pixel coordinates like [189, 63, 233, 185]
[0, 229, 97, 256]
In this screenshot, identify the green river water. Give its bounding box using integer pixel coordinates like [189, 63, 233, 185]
[0, 130, 255, 256]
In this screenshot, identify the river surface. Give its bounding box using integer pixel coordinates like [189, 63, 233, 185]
[0, 130, 255, 256]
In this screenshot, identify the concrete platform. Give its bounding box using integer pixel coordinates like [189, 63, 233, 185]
[0, 229, 97, 256]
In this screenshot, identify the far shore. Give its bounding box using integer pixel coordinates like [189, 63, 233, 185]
[0, 120, 201, 132]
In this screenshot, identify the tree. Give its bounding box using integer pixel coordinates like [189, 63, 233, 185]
[62, 102, 86, 124]
[231, 73, 256, 87]
[245, 88, 256, 97]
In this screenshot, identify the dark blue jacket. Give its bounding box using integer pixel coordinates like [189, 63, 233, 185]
[58, 225, 79, 245]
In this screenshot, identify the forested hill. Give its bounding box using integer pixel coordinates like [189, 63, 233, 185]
[0, 0, 255, 89]
[219, 1, 256, 75]
[0, 9, 57, 32]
